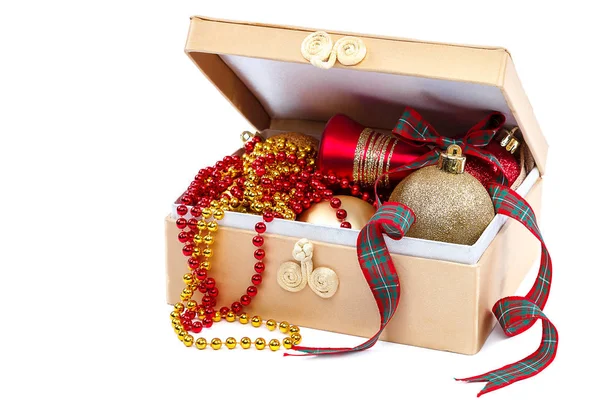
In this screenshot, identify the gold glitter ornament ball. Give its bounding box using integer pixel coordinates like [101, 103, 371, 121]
[270, 132, 319, 150]
[389, 146, 495, 245]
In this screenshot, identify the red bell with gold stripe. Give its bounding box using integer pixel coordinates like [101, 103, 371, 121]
[317, 114, 429, 187]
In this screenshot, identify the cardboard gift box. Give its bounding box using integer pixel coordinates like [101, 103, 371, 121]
[165, 16, 548, 355]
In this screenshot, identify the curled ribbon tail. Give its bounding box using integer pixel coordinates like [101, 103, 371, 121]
[457, 184, 558, 396]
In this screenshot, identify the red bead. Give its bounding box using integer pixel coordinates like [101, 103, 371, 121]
[244, 142, 254, 152]
[187, 218, 198, 230]
[252, 235, 264, 247]
[247, 286, 258, 297]
[292, 204, 303, 215]
[231, 301, 242, 314]
[255, 222, 266, 234]
[182, 245, 193, 257]
[254, 262, 265, 273]
[188, 258, 200, 270]
[190, 206, 202, 217]
[202, 317, 213, 328]
[336, 209, 348, 220]
[176, 205, 188, 216]
[202, 295, 212, 307]
[340, 221, 352, 229]
[176, 218, 188, 229]
[204, 307, 215, 318]
[252, 274, 263, 285]
[240, 295, 251, 306]
[330, 198, 341, 209]
[181, 195, 192, 205]
[182, 320, 192, 331]
[287, 153, 297, 164]
[191, 321, 203, 333]
[302, 198, 311, 209]
[195, 269, 207, 281]
[276, 152, 286, 162]
[254, 249, 265, 260]
[323, 189, 333, 200]
[340, 178, 350, 189]
[183, 310, 196, 320]
[362, 192, 370, 202]
[351, 185, 361, 196]
[263, 211, 274, 223]
[208, 287, 219, 297]
[178, 231, 189, 243]
[219, 306, 230, 316]
[256, 166, 266, 176]
[205, 278, 216, 289]
[198, 283, 207, 294]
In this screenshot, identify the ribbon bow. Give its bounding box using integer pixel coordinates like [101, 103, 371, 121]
[392, 107, 509, 185]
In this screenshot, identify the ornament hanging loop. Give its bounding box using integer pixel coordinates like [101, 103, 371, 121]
[437, 144, 466, 174]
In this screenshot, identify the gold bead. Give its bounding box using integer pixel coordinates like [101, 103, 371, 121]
[174, 302, 185, 313]
[203, 235, 214, 245]
[213, 209, 225, 220]
[210, 338, 222, 350]
[239, 313, 249, 324]
[192, 248, 201, 258]
[201, 208, 212, 219]
[226, 311, 236, 322]
[240, 337, 252, 349]
[230, 198, 240, 208]
[279, 321, 290, 334]
[268, 339, 281, 351]
[282, 337, 293, 349]
[251, 316, 262, 327]
[266, 319, 276, 331]
[254, 338, 266, 350]
[225, 337, 237, 349]
[177, 330, 187, 341]
[212, 311, 222, 322]
[202, 247, 213, 258]
[210, 200, 220, 208]
[289, 325, 300, 334]
[170, 311, 180, 320]
[297, 151, 306, 160]
[291, 333, 302, 345]
[193, 234, 202, 244]
[197, 308, 205, 317]
[180, 287, 192, 301]
[200, 261, 211, 270]
[207, 221, 218, 232]
[183, 273, 194, 285]
[197, 221, 207, 231]
[195, 338, 207, 350]
[183, 335, 194, 347]
[171, 319, 180, 328]
[251, 202, 264, 213]
[284, 211, 295, 220]
[186, 300, 197, 311]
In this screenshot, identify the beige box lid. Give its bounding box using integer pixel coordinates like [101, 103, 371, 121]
[185, 16, 548, 175]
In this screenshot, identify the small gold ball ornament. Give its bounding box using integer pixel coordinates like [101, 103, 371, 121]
[270, 132, 319, 151]
[297, 195, 375, 230]
[389, 145, 495, 245]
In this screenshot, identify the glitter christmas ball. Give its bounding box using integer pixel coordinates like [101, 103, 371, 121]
[389, 146, 495, 245]
[465, 141, 520, 187]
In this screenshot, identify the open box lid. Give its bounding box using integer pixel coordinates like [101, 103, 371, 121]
[185, 16, 548, 175]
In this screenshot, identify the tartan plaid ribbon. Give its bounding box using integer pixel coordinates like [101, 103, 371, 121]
[455, 184, 558, 396]
[392, 107, 509, 185]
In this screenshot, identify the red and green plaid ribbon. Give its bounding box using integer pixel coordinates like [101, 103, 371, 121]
[392, 107, 509, 185]
[288, 111, 557, 396]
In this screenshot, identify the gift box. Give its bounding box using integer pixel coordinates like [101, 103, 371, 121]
[165, 16, 548, 355]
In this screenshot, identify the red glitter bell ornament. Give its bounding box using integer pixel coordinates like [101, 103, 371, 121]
[465, 128, 521, 187]
[318, 114, 429, 187]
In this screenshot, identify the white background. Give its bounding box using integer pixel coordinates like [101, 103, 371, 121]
[1, 1, 598, 399]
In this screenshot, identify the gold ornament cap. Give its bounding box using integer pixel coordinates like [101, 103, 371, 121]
[497, 127, 521, 154]
[437, 145, 466, 174]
